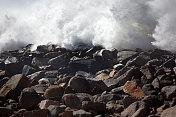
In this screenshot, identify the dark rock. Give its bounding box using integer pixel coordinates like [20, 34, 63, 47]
[142, 84, 157, 95]
[48, 105, 65, 117]
[149, 49, 172, 59]
[0, 77, 9, 88]
[161, 105, 176, 117]
[44, 86, 64, 99]
[44, 52, 63, 58]
[0, 107, 14, 116]
[113, 64, 124, 71]
[0, 74, 31, 99]
[48, 53, 69, 69]
[73, 109, 92, 117]
[95, 93, 121, 104]
[142, 95, 163, 108]
[75, 71, 92, 78]
[106, 102, 124, 113]
[76, 93, 93, 102]
[121, 101, 149, 117]
[162, 58, 175, 68]
[68, 77, 90, 93]
[19, 88, 42, 109]
[22, 65, 37, 76]
[31, 84, 48, 94]
[161, 86, 176, 100]
[44, 70, 58, 78]
[82, 101, 106, 113]
[140, 65, 155, 82]
[103, 79, 119, 90]
[122, 96, 137, 108]
[63, 94, 81, 109]
[111, 86, 124, 94]
[127, 55, 150, 67]
[31, 57, 50, 68]
[23, 109, 48, 117]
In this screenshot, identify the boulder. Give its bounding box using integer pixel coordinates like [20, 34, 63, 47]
[44, 86, 64, 99]
[39, 100, 60, 109]
[161, 105, 176, 117]
[95, 94, 121, 104]
[63, 94, 81, 109]
[23, 109, 48, 117]
[48, 105, 65, 117]
[106, 102, 124, 113]
[0, 74, 31, 99]
[161, 86, 176, 100]
[19, 88, 42, 109]
[27, 71, 45, 85]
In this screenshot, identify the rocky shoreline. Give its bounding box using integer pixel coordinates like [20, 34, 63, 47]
[0, 44, 176, 117]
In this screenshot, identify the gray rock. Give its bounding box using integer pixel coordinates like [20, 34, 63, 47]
[106, 102, 124, 113]
[73, 110, 92, 117]
[95, 94, 121, 104]
[27, 71, 45, 85]
[48, 105, 65, 117]
[161, 86, 176, 99]
[22, 65, 37, 76]
[161, 105, 176, 117]
[39, 100, 60, 109]
[103, 79, 119, 90]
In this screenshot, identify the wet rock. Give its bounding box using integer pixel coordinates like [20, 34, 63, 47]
[44, 85, 64, 99]
[23, 109, 48, 117]
[123, 81, 144, 99]
[82, 101, 106, 113]
[31, 57, 50, 68]
[22, 65, 37, 76]
[0, 107, 14, 117]
[121, 101, 149, 117]
[68, 77, 90, 93]
[48, 105, 65, 117]
[0, 74, 31, 99]
[161, 86, 176, 100]
[113, 64, 124, 71]
[161, 105, 176, 117]
[39, 100, 60, 109]
[63, 94, 81, 109]
[19, 88, 42, 109]
[73, 109, 92, 117]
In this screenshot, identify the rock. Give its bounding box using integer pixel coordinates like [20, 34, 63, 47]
[68, 77, 90, 93]
[22, 65, 37, 76]
[111, 86, 124, 94]
[109, 70, 117, 78]
[117, 50, 138, 65]
[152, 78, 160, 89]
[27, 71, 45, 85]
[115, 67, 142, 86]
[142, 95, 163, 108]
[113, 64, 124, 71]
[142, 84, 157, 95]
[0, 77, 9, 88]
[0, 107, 14, 116]
[161, 105, 176, 117]
[127, 55, 150, 67]
[96, 73, 110, 80]
[149, 49, 172, 59]
[44, 86, 64, 99]
[161, 86, 176, 100]
[48, 105, 65, 117]
[44, 70, 58, 78]
[48, 53, 69, 69]
[63, 94, 81, 109]
[38, 78, 50, 85]
[123, 81, 144, 99]
[76, 93, 93, 102]
[37, 45, 53, 53]
[162, 58, 175, 68]
[106, 102, 124, 113]
[23, 109, 48, 117]
[39, 100, 60, 109]
[103, 79, 119, 90]
[73, 110, 92, 117]
[89, 79, 109, 95]
[113, 67, 131, 78]
[140, 65, 155, 82]
[31, 84, 48, 94]
[0, 74, 31, 99]
[95, 94, 121, 104]
[82, 101, 106, 113]
[123, 96, 137, 108]
[121, 101, 149, 117]
[31, 57, 50, 68]
[75, 71, 92, 78]
[19, 88, 42, 109]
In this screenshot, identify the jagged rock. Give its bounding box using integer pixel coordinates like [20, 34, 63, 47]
[0, 77, 9, 88]
[37, 45, 54, 53]
[44, 86, 64, 99]
[82, 101, 106, 113]
[103, 79, 119, 90]
[113, 64, 124, 71]
[31, 84, 48, 94]
[115, 67, 142, 86]
[111, 86, 124, 94]
[48, 53, 69, 69]
[68, 77, 90, 93]
[31, 57, 50, 68]
[162, 58, 175, 68]
[23, 109, 48, 117]
[123, 81, 144, 99]
[142, 95, 163, 108]
[140, 65, 155, 82]
[39, 100, 60, 109]
[19, 88, 42, 109]
[48, 105, 65, 117]
[106, 102, 124, 113]
[142, 84, 157, 95]
[44, 52, 63, 58]
[73, 110, 92, 117]
[127, 55, 150, 67]
[121, 101, 149, 117]
[63, 94, 81, 109]
[161, 105, 176, 117]
[161, 86, 176, 99]
[0, 74, 31, 99]
[22, 65, 37, 76]
[44, 70, 58, 78]
[27, 71, 45, 85]
[0, 107, 14, 116]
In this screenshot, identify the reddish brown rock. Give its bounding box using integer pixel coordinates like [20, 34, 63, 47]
[123, 81, 144, 99]
[63, 94, 81, 109]
[44, 85, 64, 99]
[96, 73, 110, 80]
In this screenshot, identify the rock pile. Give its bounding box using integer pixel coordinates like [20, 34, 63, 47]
[0, 44, 176, 117]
